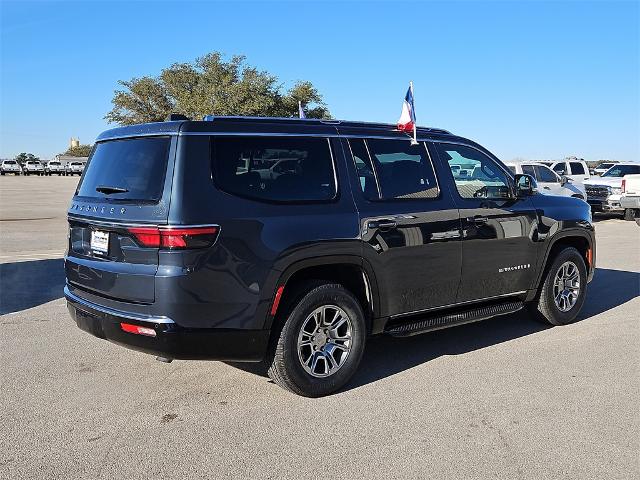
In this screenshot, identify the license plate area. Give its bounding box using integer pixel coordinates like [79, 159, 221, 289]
[90, 230, 110, 256]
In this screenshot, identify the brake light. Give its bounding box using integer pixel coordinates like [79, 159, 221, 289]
[120, 322, 157, 337]
[127, 225, 219, 249]
[621, 179, 626, 193]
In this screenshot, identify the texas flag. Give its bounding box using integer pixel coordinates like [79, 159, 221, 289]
[397, 82, 417, 144]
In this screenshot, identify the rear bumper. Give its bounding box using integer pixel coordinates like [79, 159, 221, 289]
[64, 286, 270, 361]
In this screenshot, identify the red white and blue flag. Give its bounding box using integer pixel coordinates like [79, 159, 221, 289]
[397, 82, 417, 144]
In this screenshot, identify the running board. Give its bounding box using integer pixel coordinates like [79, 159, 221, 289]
[385, 300, 525, 337]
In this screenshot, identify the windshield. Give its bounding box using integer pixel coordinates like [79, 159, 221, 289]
[76, 136, 170, 202]
[602, 165, 640, 177]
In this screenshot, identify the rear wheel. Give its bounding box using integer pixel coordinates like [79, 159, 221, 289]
[530, 247, 587, 326]
[267, 282, 366, 397]
[624, 208, 636, 221]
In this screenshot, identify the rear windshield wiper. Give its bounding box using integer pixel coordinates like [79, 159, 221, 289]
[95, 185, 129, 195]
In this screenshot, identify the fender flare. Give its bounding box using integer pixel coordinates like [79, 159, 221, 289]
[530, 226, 595, 298]
[261, 255, 381, 331]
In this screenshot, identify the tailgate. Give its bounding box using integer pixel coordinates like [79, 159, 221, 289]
[65, 135, 175, 305]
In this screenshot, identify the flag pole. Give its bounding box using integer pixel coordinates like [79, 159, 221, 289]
[410, 81, 417, 145]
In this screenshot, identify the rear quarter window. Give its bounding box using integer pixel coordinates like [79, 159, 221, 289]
[76, 137, 170, 202]
[211, 136, 336, 202]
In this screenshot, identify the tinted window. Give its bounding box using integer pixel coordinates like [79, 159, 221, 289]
[535, 165, 559, 183]
[77, 137, 170, 202]
[436, 143, 511, 199]
[212, 136, 336, 202]
[553, 162, 567, 174]
[366, 139, 438, 200]
[569, 162, 585, 175]
[602, 164, 640, 177]
[521, 165, 536, 177]
[348, 139, 379, 200]
[507, 166, 516, 174]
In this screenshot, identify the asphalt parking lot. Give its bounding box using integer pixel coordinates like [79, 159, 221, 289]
[1, 176, 638, 480]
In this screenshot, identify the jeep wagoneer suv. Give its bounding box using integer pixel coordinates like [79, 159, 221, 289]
[65, 116, 595, 397]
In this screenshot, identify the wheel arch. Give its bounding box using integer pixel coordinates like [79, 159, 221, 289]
[263, 255, 380, 334]
[530, 229, 595, 300]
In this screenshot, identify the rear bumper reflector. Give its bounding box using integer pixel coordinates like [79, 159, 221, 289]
[120, 322, 157, 337]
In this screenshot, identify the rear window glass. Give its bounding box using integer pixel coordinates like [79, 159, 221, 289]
[212, 136, 336, 202]
[77, 137, 170, 202]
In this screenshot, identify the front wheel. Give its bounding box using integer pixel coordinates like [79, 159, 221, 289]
[267, 282, 366, 397]
[529, 247, 587, 326]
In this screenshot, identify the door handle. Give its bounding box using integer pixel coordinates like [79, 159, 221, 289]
[368, 219, 398, 230]
[467, 216, 489, 225]
[543, 186, 551, 190]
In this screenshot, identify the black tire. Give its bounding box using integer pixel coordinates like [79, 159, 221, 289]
[1, 172, 4, 176]
[267, 282, 366, 397]
[624, 208, 635, 221]
[529, 247, 587, 326]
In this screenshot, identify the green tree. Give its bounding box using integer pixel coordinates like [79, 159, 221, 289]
[64, 144, 93, 157]
[14, 152, 39, 166]
[106, 52, 330, 125]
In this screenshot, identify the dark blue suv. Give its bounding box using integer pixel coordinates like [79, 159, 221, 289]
[64, 116, 595, 396]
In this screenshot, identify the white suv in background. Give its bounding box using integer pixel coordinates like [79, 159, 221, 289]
[23, 160, 44, 176]
[506, 162, 586, 200]
[584, 163, 640, 215]
[544, 159, 591, 183]
[44, 161, 65, 176]
[0, 159, 22, 175]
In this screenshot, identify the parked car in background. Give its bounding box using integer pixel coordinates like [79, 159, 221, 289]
[0, 159, 22, 175]
[620, 174, 640, 221]
[65, 161, 85, 176]
[593, 161, 618, 176]
[23, 160, 44, 176]
[64, 116, 595, 397]
[44, 161, 65, 176]
[505, 161, 586, 200]
[548, 159, 591, 183]
[584, 163, 640, 215]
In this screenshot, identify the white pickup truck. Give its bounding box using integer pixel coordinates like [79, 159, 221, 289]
[584, 163, 640, 216]
[620, 174, 640, 221]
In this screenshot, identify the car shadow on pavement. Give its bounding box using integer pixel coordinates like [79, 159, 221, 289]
[345, 267, 639, 391]
[0, 258, 65, 314]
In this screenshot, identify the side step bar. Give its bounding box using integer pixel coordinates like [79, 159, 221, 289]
[385, 300, 525, 337]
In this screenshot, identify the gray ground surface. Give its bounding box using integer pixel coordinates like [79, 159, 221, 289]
[1, 176, 638, 479]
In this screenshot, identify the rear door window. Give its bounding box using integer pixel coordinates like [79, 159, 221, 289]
[77, 137, 170, 202]
[347, 139, 379, 200]
[535, 165, 559, 183]
[553, 162, 567, 175]
[365, 139, 439, 200]
[569, 162, 585, 175]
[211, 136, 336, 202]
[521, 165, 536, 177]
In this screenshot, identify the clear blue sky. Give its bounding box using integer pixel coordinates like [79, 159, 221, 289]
[1, 0, 638, 161]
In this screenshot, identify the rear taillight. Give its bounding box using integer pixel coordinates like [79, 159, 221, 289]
[621, 179, 626, 193]
[127, 225, 219, 249]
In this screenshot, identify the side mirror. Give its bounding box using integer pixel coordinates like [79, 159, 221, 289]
[514, 174, 537, 197]
[560, 175, 571, 186]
